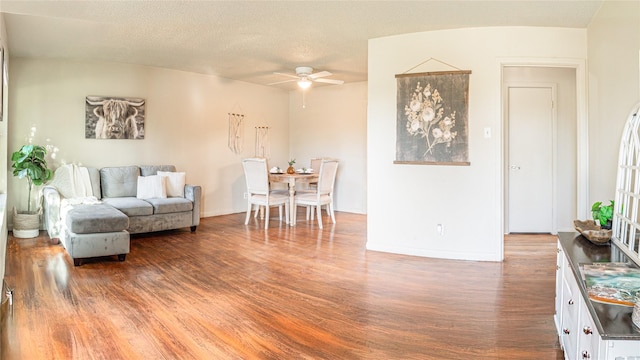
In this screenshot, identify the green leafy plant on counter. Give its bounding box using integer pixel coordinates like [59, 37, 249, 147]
[592, 200, 614, 229]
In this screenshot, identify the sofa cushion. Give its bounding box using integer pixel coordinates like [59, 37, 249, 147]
[87, 167, 102, 199]
[65, 204, 129, 234]
[144, 197, 194, 214]
[140, 165, 176, 176]
[48, 165, 103, 199]
[157, 171, 186, 197]
[102, 197, 154, 216]
[136, 175, 167, 199]
[101, 166, 140, 198]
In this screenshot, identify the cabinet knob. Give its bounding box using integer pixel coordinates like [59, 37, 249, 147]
[563, 328, 570, 335]
[568, 299, 574, 305]
[583, 326, 592, 335]
[582, 350, 590, 358]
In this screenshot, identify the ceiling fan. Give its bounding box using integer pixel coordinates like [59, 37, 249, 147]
[268, 66, 344, 89]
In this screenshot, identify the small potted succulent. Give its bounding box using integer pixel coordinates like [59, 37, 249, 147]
[287, 159, 296, 174]
[11, 144, 53, 238]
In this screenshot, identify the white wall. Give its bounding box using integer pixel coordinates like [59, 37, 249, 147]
[8, 58, 290, 219]
[368, 27, 586, 261]
[587, 0, 640, 205]
[288, 82, 367, 214]
[0, 13, 9, 294]
[0, 15, 7, 187]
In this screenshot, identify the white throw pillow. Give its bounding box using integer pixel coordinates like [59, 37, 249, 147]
[157, 171, 186, 197]
[136, 175, 167, 199]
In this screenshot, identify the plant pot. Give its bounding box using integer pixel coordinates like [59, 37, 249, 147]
[12, 206, 40, 238]
[286, 166, 295, 174]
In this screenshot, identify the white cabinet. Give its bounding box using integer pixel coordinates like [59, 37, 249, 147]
[558, 241, 581, 360]
[556, 238, 640, 360]
[556, 245, 564, 333]
[577, 296, 599, 359]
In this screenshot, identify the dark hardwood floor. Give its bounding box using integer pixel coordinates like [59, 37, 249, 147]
[1, 211, 563, 359]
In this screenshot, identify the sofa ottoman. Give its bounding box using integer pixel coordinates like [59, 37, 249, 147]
[63, 203, 130, 266]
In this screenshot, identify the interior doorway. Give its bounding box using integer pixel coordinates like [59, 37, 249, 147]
[502, 66, 577, 235]
[506, 85, 555, 233]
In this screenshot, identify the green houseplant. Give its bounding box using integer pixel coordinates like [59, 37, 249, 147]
[592, 200, 614, 230]
[287, 158, 296, 174]
[11, 144, 53, 238]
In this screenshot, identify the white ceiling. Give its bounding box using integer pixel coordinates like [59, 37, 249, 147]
[1, 0, 603, 89]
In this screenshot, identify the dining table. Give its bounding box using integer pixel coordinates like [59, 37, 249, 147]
[269, 172, 319, 226]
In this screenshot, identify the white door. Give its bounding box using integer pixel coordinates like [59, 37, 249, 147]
[507, 86, 554, 233]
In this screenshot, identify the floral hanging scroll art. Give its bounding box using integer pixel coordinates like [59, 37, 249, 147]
[394, 70, 471, 165]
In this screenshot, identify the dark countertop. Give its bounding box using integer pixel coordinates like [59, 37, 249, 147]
[558, 232, 640, 340]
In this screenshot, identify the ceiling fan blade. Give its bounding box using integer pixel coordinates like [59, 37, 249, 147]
[267, 79, 297, 85]
[308, 71, 332, 79]
[314, 78, 344, 85]
[273, 72, 300, 79]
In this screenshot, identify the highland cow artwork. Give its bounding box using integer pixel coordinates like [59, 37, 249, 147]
[394, 71, 470, 165]
[85, 96, 146, 139]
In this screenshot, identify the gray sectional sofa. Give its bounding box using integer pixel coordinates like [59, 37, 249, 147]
[43, 165, 201, 266]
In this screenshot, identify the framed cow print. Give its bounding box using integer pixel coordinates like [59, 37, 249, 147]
[85, 96, 146, 139]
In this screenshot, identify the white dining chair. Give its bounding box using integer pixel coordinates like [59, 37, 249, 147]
[300, 158, 338, 224]
[293, 159, 338, 229]
[307, 157, 323, 191]
[310, 158, 323, 174]
[253, 160, 287, 219]
[242, 158, 289, 229]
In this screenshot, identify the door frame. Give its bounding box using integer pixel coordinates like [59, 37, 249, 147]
[503, 82, 558, 234]
[495, 58, 587, 261]
[490, 56, 590, 259]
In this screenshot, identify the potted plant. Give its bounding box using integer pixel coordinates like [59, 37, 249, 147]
[287, 158, 296, 174]
[592, 200, 614, 230]
[11, 144, 53, 238]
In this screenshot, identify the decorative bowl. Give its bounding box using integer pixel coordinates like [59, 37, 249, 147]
[574, 220, 612, 245]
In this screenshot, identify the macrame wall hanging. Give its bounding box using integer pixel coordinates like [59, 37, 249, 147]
[228, 112, 244, 154]
[255, 126, 270, 159]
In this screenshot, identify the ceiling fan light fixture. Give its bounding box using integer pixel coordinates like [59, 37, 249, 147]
[297, 78, 312, 89]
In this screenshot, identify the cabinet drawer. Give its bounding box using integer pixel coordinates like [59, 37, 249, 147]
[555, 242, 564, 332]
[561, 275, 579, 360]
[562, 272, 580, 318]
[578, 296, 599, 360]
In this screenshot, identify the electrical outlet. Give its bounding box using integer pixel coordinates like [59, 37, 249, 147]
[436, 224, 444, 236]
[243, 192, 248, 199]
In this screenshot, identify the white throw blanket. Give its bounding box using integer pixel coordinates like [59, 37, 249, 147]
[49, 164, 95, 199]
[48, 164, 102, 235]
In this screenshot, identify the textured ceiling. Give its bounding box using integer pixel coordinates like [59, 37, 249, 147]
[1, 0, 603, 89]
